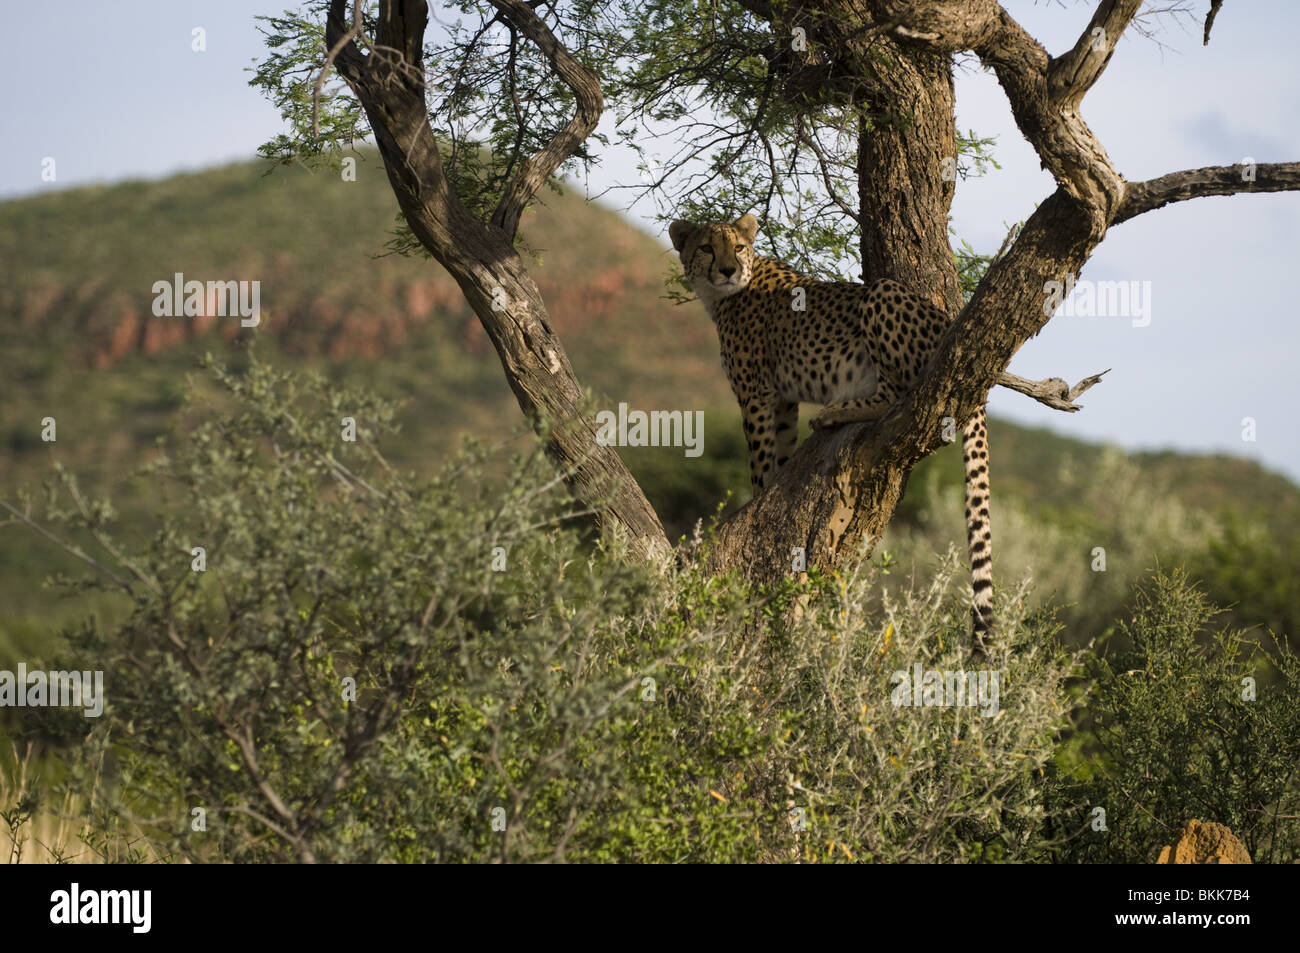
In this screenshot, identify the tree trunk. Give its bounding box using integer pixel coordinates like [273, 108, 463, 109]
[323, 0, 1300, 590]
[325, 0, 670, 565]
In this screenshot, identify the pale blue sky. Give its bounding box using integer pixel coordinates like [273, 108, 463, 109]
[4, 1, 1298, 480]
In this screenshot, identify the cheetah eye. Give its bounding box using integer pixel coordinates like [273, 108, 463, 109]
[735, 244, 746, 253]
[700, 247, 714, 257]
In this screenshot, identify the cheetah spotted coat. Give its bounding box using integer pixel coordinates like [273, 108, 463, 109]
[670, 213, 993, 648]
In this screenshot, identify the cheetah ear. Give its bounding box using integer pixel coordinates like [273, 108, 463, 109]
[734, 213, 759, 242]
[668, 220, 696, 252]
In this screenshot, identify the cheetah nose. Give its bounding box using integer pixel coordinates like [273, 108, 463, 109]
[719, 267, 736, 278]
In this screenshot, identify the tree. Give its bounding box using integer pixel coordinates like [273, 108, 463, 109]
[253, 1, 1300, 594]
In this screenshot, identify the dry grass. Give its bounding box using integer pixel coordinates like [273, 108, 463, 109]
[0, 739, 161, 864]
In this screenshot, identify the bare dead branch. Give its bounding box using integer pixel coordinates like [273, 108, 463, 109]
[997, 368, 1110, 412]
[1114, 161, 1300, 225]
[1047, 0, 1143, 106]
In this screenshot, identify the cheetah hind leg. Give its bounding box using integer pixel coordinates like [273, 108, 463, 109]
[809, 381, 899, 431]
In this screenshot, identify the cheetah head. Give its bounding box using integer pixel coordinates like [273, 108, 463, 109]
[669, 213, 759, 318]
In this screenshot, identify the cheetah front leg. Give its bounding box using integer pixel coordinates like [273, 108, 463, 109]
[809, 380, 900, 431]
[740, 397, 782, 491]
[773, 401, 799, 470]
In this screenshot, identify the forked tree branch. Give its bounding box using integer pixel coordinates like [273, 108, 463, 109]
[698, 2, 1300, 583]
[998, 369, 1110, 412]
[324, 0, 670, 563]
[320, 0, 369, 108]
[315, 0, 368, 137]
[485, 0, 605, 238]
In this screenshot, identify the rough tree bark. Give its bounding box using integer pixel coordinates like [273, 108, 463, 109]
[326, 0, 1300, 589]
[324, 0, 670, 564]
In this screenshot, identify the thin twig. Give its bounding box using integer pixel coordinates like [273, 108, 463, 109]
[0, 500, 135, 593]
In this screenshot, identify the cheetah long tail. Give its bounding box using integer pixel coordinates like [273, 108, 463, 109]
[962, 408, 994, 655]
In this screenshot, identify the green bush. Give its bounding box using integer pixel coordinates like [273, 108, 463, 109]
[1192, 506, 1300, 644]
[6, 357, 1082, 862]
[1047, 571, 1300, 863]
[879, 446, 1220, 648]
[11, 359, 1298, 863]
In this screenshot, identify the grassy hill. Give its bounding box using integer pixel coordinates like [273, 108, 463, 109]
[0, 152, 729, 476]
[2, 153, 1298, 653]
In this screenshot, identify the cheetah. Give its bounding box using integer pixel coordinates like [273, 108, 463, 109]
[669, 212, 993, 648]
